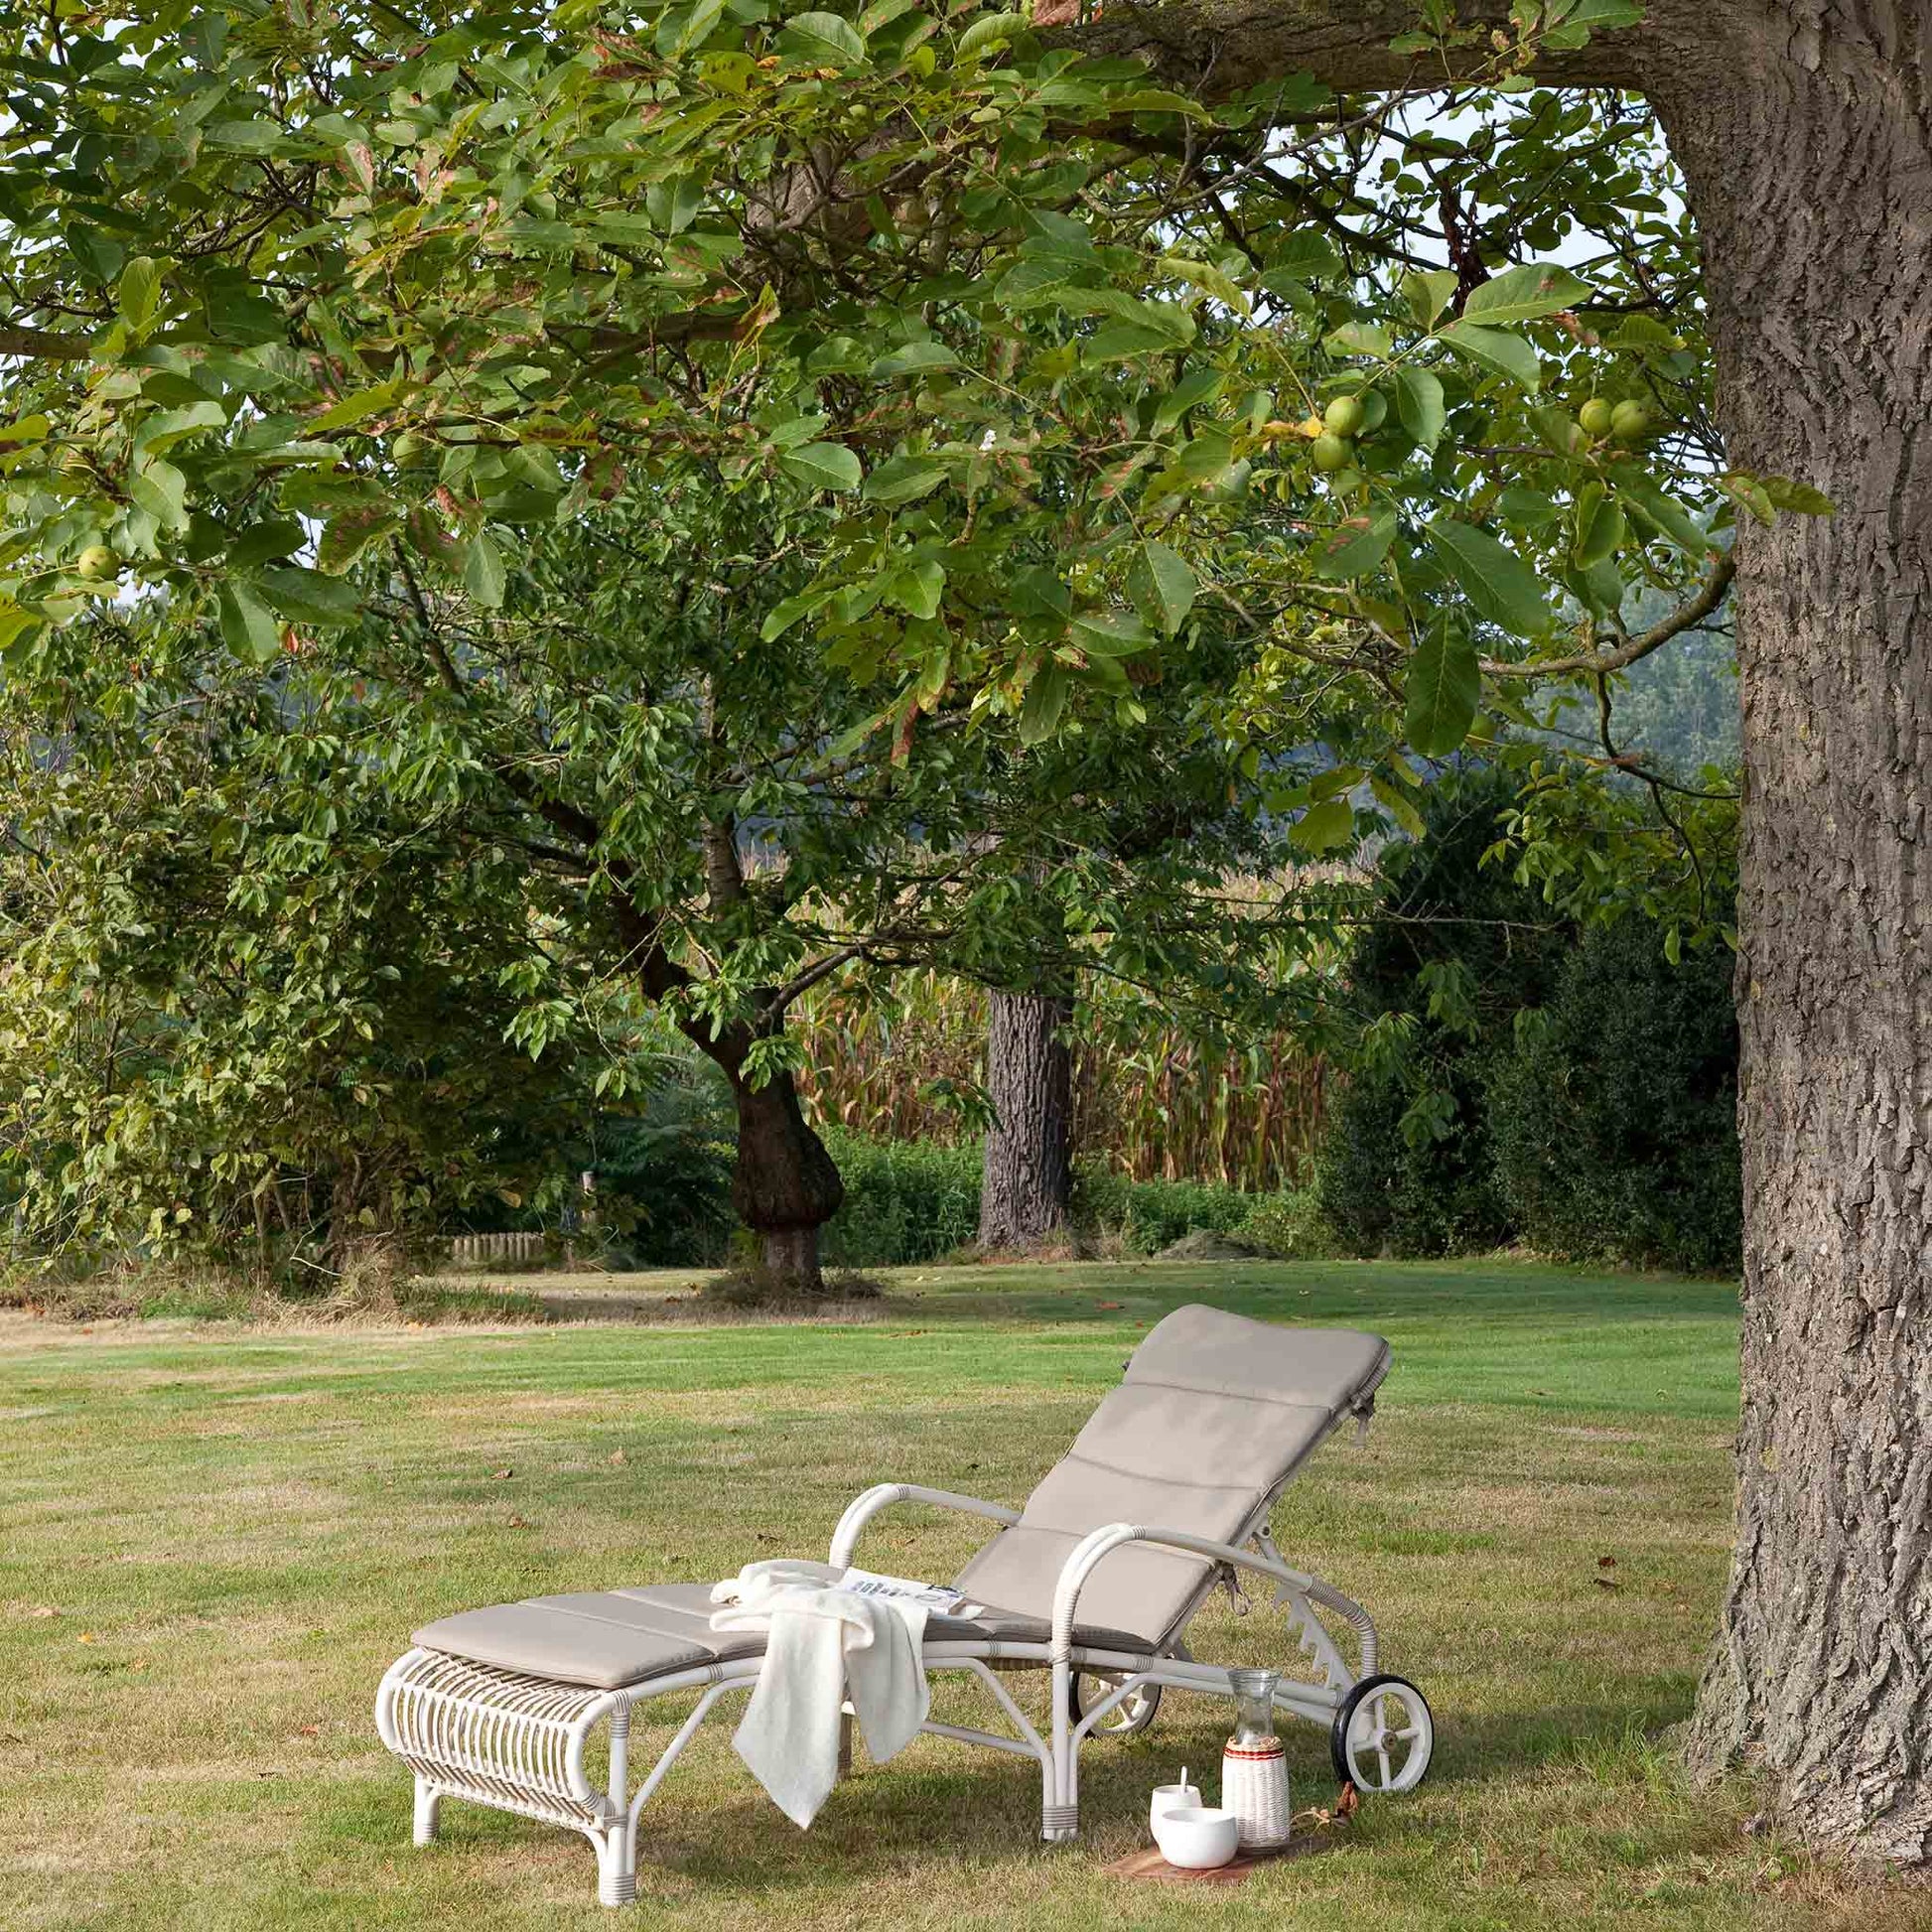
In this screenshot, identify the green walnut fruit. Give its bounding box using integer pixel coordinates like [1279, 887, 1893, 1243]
[1579, 398, 1616, 438]
[1610, 399, 1654, 442]
[1311, 433, 1352, 474]
[75, 543, 120, 583]
[1322, 394, 1367, 438]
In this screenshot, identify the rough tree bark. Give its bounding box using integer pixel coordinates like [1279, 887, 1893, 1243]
[979, 989, 1075, 1250]
[1645, 9, 1932, 1857]
[1085, 0, 1932, 1860]
[717, 1031, 846, 1291]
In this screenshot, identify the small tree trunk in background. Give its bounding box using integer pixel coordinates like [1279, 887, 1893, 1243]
[978, 989, 1073, 1251]
[726, 1054, 845, 1292]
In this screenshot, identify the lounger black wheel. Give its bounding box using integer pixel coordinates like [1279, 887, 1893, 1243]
[1329, 1674, 1433, 1793]
[1068, 1670, 1163, 1736]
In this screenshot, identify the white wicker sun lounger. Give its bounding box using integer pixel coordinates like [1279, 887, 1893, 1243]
[374, 1305, 1434, 1905]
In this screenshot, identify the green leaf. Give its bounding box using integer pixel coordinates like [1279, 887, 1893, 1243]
[464, 529, 507, 609]
[1402, 268, 1457, 327]
[316, 506, 402, 574]
[1371, 771, 1426, 838]
[258, 565, 362, 624]
[228, 518, 307, 569]
[1496, 484, 1564, 529]
[116, 256, 161, 333]
[1619, 477, 1717, 556]
[1437, 321, 1542, 390]
[884, 559, 945, 619]
[779, 11, 868, 66]
[205, 119, 286, 153]
[1087, 321, 1178, 360]
[311, 379, 407, 433]
[128, 458, 189, 532]
[1426, 517, 1553, 636]
[1324, 321, 1392, 359]
[1068, 608, 1155, 655]
[1151, 369, 1223, 435]
[1156, 255, 1249, 315]
[1127, 540, 1195, 635]
[1259, 231, 1341, 288]
[217, 582, 281, 663]
[1574, 486, 1625, 568]
[1393, 366, 1447, 451]
[0, 414, 49, 447]
[1756, 474, 1836, 517]
[1293, 795, 1355, 854]
[954, 10, 1027, 59]
[1308, 508, 1397, 582]
[781, 442, 863, 492]
[1405, 614, 1480, 757]
[760, 589, 831, 642]
[1018, 664, 1069, 744]
[1461, 263, 1592, 327]
[863, 454, 949, 506]
[870, 341, 959, 379]
[644, 175, 705, 235]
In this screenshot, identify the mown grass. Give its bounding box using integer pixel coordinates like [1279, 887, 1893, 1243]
[3, 1259, 1924, 1930]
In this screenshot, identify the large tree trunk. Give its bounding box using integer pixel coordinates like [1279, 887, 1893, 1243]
[1642, 10, 1932, 1857]
[723, 1047, 845, 1292]
[978, 989, 1074, 1251]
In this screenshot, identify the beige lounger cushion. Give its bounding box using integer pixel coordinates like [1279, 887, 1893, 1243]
[417, 1309, 1388, 1685]
[951, 1309, 1388, 1646]
[415, 1584, 1147, 1691]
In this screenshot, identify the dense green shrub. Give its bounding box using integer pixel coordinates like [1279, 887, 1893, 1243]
[1319, 767, 1571, 1258]
[596, 1070, 740, 1267]
[1237, 1187, 1342, 1260]
[819, 1130, 984, 1267]
[1074, 1169, 1255, 1254]
[1318, 1062, 1513, 1257]
[1489, 916, 1740, 1273]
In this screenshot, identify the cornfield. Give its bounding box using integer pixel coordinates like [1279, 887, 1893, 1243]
[791, 969, 1330, 1193]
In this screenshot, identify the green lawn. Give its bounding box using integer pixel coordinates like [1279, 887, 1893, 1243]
[2, 1259, 1918, 1929]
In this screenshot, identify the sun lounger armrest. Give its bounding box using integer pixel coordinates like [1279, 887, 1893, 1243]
[829, 1483, 1022, 1568]
[1049, 1523, 1376, 1665]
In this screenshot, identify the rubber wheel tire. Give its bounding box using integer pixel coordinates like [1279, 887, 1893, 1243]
[1329, 1673, 1433, 1790]
[1067, 1670, 1163, 1737]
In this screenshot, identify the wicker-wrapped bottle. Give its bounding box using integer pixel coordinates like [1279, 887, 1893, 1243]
[1220, 1668, 1291, 1853]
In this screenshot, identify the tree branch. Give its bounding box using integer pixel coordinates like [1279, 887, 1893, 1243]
[1482, 550, 1734, 680]
[1064, 0, 1652, 96]
[0, 324, 92, 360]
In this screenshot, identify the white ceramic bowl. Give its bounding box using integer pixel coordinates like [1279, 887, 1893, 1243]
[1148, 1782, 1201, 1836]
[1155, 1805, 1240, 1870]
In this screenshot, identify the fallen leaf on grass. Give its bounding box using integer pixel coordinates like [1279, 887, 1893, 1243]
[1597, 1555, 1617, 1569]
[298, 1725, 320, 1737]
[608, 1448, 626, 1466]
[77, 1632, 96, 1644]
[490, 1468, 513, 1479]
[1334, 1781, 1360, 1821]
[29, 1606, 55, 1619]
[1594, 1577, 1619, 1590]
[507, 1514, 531, 1529]
[1095, 1301, 1123, 1311]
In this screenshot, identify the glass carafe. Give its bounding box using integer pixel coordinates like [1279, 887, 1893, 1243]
[1221, 1668, 1291, 1851]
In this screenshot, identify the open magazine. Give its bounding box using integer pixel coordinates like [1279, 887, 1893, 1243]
[836, 1567, 972, 1614]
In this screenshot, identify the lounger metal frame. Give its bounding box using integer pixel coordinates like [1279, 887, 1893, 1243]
[375, 1481, 1403, 1907]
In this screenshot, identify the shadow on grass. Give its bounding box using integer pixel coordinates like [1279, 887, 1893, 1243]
[350, 1694, 1686, 1901]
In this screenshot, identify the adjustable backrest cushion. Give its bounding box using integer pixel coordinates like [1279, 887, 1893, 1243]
[952, 1309, 1389, 1646]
